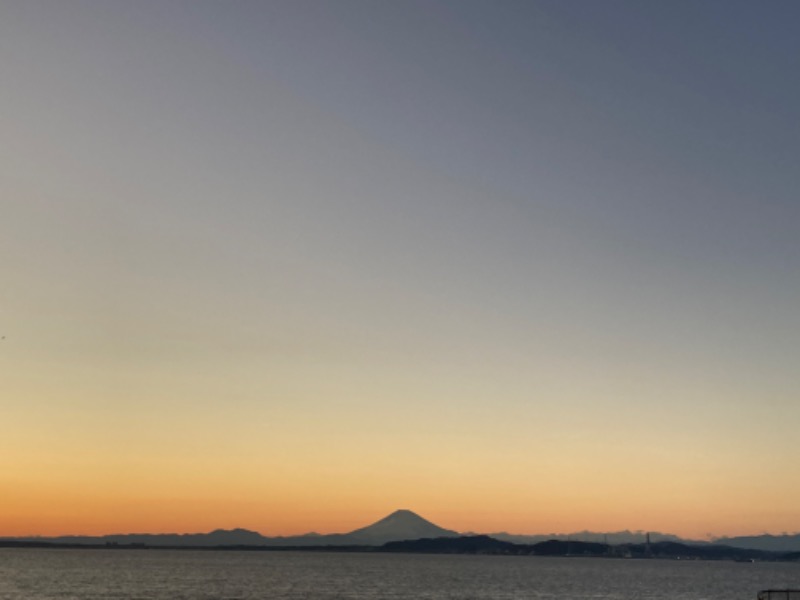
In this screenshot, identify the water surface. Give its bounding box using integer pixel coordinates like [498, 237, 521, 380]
[1, 548, 798, 599]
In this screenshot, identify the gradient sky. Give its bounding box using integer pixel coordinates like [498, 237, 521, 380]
[2, 0, 799, 539]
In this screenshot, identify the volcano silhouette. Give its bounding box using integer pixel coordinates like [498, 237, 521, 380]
[344, 509, 458, 544]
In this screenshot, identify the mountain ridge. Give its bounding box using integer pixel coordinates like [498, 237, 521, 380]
[4, 511, 800, 552]
[0, 509, 458, 548]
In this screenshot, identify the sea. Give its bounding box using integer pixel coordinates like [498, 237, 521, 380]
[1, 548, 798, 600]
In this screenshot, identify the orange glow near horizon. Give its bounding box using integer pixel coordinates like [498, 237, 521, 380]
[3, 462, 797, 540]
[3, 371, 799, 540]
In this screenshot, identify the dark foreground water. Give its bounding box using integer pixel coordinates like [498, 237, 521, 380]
[1, 549, 799, 600]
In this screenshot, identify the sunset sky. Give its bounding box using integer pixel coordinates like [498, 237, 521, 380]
[2, 1, 799, 540]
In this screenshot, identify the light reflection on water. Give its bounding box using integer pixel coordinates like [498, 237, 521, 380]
[0, 548, 798, 600]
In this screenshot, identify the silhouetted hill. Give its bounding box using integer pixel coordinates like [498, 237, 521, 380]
[377, 536, 789, 560]
[380, 536, 610, 556]
[713, 534, 800, 553]
[489, 530, 688, 545]
[533, 539, 609, 556]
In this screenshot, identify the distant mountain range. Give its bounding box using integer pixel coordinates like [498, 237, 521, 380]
[2, 509, 457, 548]
[4, 509, 800, 553]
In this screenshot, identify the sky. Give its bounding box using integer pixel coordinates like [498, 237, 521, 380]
[1, 0, 799, 540]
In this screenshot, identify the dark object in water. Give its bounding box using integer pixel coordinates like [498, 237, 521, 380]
[758, 591, 800, 600]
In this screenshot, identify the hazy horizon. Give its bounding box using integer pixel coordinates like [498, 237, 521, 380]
[5, 507, 795, 542]
[3, 1, 799, 540]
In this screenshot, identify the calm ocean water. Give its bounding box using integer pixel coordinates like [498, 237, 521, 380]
[1, 548, 798, 600]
